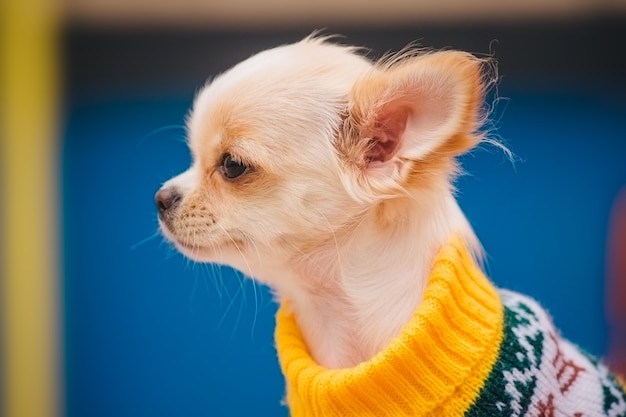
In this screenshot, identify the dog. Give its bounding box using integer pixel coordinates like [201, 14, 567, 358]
[156, 35, 626, 416]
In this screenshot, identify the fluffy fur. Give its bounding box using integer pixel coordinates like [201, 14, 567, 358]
[156, 35, 494, 369]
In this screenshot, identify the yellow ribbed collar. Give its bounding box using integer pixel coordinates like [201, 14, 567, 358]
[275, 236, 505, 416]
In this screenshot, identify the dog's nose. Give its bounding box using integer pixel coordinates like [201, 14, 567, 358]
[155, 186, 182, 214]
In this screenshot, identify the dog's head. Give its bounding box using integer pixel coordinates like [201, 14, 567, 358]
[156, 36, 490, 284]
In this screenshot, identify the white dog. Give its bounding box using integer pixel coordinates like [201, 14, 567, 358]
[156, 36, 626, 416]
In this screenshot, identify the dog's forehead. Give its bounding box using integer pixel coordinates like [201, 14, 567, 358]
[186, 39, 372, 163]
[192, 40, 371, 119]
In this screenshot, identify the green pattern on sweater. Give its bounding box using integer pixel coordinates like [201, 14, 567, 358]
[466, 290, 626, 417]
[466, 294, 544, 416]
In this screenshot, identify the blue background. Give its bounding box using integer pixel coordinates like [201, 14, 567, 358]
[62, 27, 626, 416]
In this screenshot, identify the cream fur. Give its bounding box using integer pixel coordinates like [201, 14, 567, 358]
[157, 36, 490, 368]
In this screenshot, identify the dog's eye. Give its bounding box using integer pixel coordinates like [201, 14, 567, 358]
[220, 153, 249, 180]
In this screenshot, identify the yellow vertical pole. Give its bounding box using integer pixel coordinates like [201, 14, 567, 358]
[0, 0, 61, 415]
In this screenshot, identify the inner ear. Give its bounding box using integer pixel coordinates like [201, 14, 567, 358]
[365, 105, 410, 164]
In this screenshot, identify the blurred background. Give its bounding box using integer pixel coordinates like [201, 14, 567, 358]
[2, 0, 626, 416]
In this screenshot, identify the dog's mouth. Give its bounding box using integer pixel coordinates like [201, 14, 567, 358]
[160, 223, 250, 264]
[158, 221, 203, 255]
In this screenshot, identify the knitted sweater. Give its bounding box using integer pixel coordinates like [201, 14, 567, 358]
[275, 237, 626, 416]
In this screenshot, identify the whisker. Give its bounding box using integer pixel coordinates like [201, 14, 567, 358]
[130, 230, 162, 250]
[216, 225, 263, 337]
[201, 261, 227, 300]
[248, 272, 259, 339]
[224, 230, 254, 278]
[200, 264, 218, 298]
[137, 124, 186, 147]
[239, 233, 263, 337]
[210, 263, 225, 299]
[216, 271, 246, 330]
[311, 206, 345, 277]
[279, 237, 308, 257]
[231, 275, 247, 338]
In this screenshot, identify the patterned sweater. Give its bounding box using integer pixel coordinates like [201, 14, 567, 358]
[275, 237, 626, 416]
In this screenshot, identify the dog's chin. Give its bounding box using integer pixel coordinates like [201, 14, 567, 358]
[161, 230, 244, 265]
[173, 239, 263, 278]
[172, 241, 217, 262]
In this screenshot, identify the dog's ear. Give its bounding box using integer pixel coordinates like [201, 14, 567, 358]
[338, 50, 490, 196]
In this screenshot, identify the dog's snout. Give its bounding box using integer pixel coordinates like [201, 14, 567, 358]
[155, 186, 182, 215]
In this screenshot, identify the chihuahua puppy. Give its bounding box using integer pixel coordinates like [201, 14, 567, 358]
[156, 36, 625, 416]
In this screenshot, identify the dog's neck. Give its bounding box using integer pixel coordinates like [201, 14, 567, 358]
[274, 186, 480, 369]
